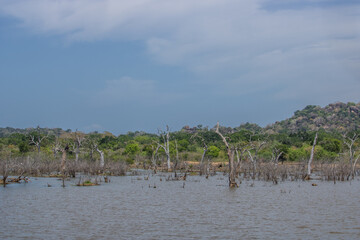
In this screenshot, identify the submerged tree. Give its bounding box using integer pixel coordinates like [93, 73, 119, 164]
[0, 158, 9, 187]
[215, 122, 237, 187]
[59, 142, 69, 187]
[271, 146, 284, 166]
[235, 142, 251, 174]
[190, 133, 209, 175]
[343, 133, 360, 179]
[155, 126, 171, 171]
[247, 140, 267, 178]
[60, 144, 69, 174]
[96, 145, 105, 169]
[72, 130, 86, 163]
[307, 132, 318, 177]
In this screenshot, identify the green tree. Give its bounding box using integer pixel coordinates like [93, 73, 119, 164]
[19, 142, 29, 153]
[207, 146, 220, 158]
[124, 142, 140, 155]
[288, 146, 308, 161]
[177, 139, 190, 152]
[319, 138, 341, 153]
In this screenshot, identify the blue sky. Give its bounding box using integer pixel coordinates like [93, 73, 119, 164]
[0, 0, 359, 134]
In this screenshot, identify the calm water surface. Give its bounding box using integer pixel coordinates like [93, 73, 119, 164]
[1, 174, 360, 239]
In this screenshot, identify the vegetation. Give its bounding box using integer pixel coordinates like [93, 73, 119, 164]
[266, 102, 360, 133]
[0, 102, 359, 187]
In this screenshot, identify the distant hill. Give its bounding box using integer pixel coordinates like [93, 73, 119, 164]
[266, 102, 360, 133]
[1, 102, 359, 137]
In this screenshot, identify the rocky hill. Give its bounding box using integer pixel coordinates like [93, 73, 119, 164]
[1, 102, 359, 137]
[266, 102, 360, 133]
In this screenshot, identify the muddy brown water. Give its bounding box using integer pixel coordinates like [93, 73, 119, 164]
[1, 174, 360, 239]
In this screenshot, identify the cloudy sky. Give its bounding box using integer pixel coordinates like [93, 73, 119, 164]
[0, 0, 359, 134]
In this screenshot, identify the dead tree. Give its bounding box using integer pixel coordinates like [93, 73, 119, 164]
[60, 144, 69, 174]
[29, 126, 47, 153]
[51, 136, 62, 158]
[343, 133, 360, 179]
[86, 138, 98, 162]
[156, 126, 171, 171]
[150, 143, 158, 173]
[235, 142, 251, 175]
[307, 132, 318, 176]
[215, 122, 237, 187]
[191, 133, 208, 175]
[85, 133, 104, 163]
[354, 155, 360, 178]
[96, 145, 105, 169]
[173, 139, 180, 175]
[59, 144, 69, 187]
[271, 147, 284, 166]
[247, 141, 267, 177]
[154, 145, 162, 168]
[72, 130, 86, 163]
[1, 159, 9, 187]
[200, 142, 208, 176]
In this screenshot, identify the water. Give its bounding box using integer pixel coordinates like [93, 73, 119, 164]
[1, 175, 360, 239]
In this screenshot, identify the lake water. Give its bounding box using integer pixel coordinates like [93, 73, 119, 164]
[1, 174, 360, 239]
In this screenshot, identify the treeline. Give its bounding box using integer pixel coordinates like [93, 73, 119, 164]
[0, 125, 357, 165]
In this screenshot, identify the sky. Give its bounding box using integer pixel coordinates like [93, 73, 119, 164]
[0, 0, 359, 134]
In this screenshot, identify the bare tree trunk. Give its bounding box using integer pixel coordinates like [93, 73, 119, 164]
[190, 133, 209, 176]
[75, 148, 80, 163]
[175, 140, 179, 163]
[200, 144, 208, 175]
[73, 131, 86, 163]
[61, 151, 66, 172]
[215, 122, 237, 187]
[166, 154, 171, 171]
[1, 159, 8, 187]
[235, 148, 240, 176]
[229, 151, 236, 185]
[271, 147, 283, 167]
[166, 128, 171, 170]
[307, 132, 318, 176]
[343, 133, 359, 179]
[247, 150, 257, 178]
[60, 145, 69, 188]
[52, 136, 61, 158]
[2, 175, 7, 187]
[235, 145, 248, 175]
[61, 147, 68, 174]
[247, 141, 266, 179]
[206, 158, 211, 177]
[235, 149, 240, 164]
[174, 139, 179, 174]
[97, 148, 105, 169]
[353, 154, 360, 177]
[157, 126, 171, 171]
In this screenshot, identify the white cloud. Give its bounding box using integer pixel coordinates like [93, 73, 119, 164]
[0, 0, 227, 41]
[1, 0, 359, 102]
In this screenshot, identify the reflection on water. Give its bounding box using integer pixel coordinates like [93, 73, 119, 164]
[1, 175, 360, 239]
